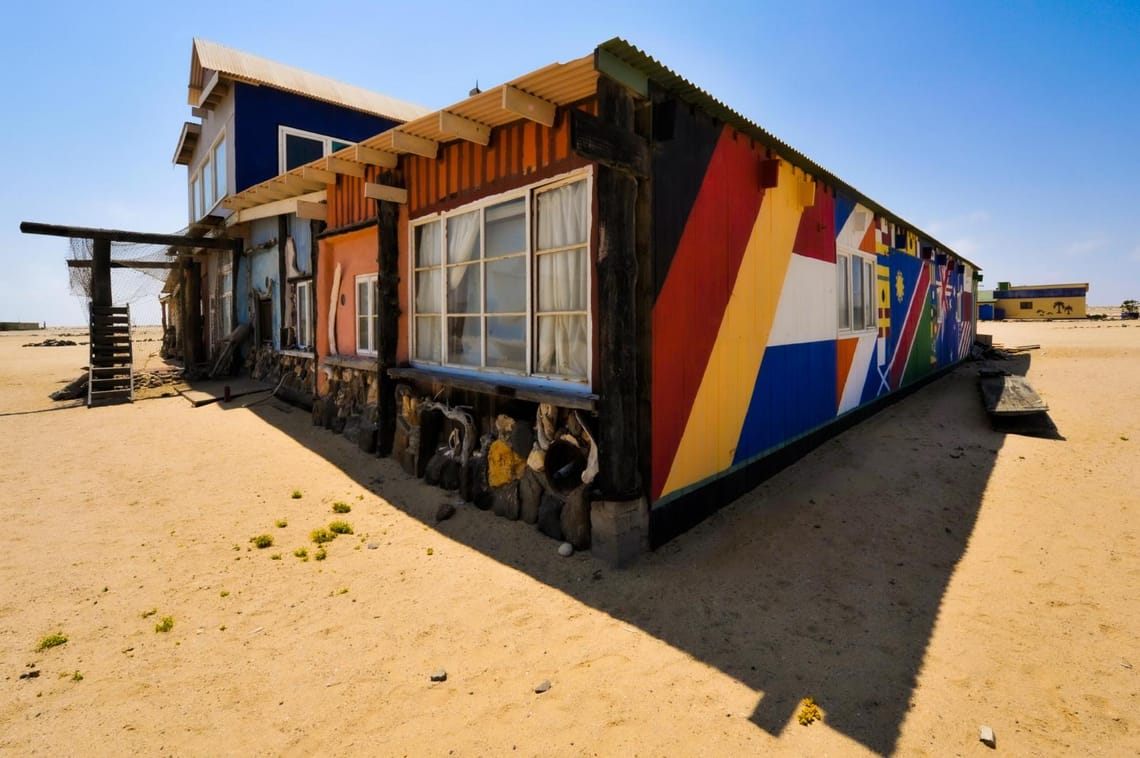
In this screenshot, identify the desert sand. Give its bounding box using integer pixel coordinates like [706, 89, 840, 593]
[1, 315, 1137, 756]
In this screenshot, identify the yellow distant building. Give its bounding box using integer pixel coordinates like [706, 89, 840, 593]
[993, 282, 1089, 319]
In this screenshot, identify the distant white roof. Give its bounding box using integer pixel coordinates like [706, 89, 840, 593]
[189, 38, 430, 123]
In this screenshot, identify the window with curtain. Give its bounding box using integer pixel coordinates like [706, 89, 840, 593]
[356, 274, 377, 355]
[410, 173, 590, 385]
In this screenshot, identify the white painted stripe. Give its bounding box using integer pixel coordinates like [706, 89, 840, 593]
[839, 331, 878, 414]
[768, 254, 837, 347]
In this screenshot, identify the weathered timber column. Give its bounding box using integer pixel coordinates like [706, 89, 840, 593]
[90, 238, 112, 308]
[375, 169, 403, 457]
[594, 75, 642, 500]
[185, 261, 203, 368]
[231, 238, 243, 334]
[582, 74, 652, 566]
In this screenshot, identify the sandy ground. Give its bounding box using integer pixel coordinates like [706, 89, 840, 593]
[1, 317, 1137, 756]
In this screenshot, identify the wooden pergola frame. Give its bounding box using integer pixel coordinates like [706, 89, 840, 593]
[20, 221, 244, 367]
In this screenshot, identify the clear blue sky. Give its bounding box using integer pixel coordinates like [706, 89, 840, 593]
[2, 0, 1137, 325]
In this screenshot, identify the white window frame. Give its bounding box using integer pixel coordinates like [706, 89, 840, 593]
[837, 248, 876, 334]
[295, 280, 313, 349]
[355, 273, 378, 356]
[219, 259, 233, 338]
[408, 169, 593, 388]
[189, 131, 227, 221]
[278, 126, 354, 173]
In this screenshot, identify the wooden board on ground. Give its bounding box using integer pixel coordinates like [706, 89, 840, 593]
[178, 377, 275, 407]
[979, 374, 1049, 416]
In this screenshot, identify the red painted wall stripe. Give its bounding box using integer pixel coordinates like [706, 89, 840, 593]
[651, 128, 767, 499]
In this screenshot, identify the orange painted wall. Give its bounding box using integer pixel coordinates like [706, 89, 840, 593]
[316, 226, 378, 389]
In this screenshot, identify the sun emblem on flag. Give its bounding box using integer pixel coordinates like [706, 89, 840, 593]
[895, 271, 905, 303]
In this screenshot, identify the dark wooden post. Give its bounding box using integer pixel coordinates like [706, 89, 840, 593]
[231, 238, 243, 334]
[90, 238, 112, 308]
[375, 169, 403, 456]
[185, 261, 203, 367]
[593, 76, 642, 501]
[277, 215, 289, 347]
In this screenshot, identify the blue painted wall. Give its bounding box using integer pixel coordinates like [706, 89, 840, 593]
[232, 82, 400, 192]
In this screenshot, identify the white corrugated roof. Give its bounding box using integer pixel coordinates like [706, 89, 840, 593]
[190, 38, 430, 123]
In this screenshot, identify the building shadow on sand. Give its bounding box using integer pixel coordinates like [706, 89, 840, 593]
[235, 362, 1045, 755]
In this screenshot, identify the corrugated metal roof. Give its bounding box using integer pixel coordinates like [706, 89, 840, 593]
[596, 38, 979, 270]
[190, 38, 430, 123]
[226, 52, 597, 210]
[228, 39, 980, 272]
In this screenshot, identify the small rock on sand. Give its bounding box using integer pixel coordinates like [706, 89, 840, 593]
[534, 679, 551, 694]
[431, 669, 447, 682]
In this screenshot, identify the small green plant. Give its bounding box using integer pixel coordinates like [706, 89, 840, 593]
[294, 547, 309, 560]
[314, 547, 328, 561]
[140, 608, 157, 619]
[270, 553, 282, 560]
[232, 544, 241, 551]
[426, 547, 434, 556]
[154, 616, 175, 633]
[291, 489, 303, 499]
[337, 587, 349, 595]
[219, 590, 229, 598]
[275, 519, 288, 528]
[36, 633, 68, 651]
[310, 528, 337, 544]
[70, 671, 84, 682]
[332, 502, 351, 514]
[328, 521, 353, 535]
[250, 534, 274, 549]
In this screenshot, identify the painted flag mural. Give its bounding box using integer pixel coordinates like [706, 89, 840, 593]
[650, 114, 976, 505]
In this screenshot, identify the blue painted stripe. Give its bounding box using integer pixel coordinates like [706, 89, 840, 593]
[994, 287, 1086, 299]
[733, 340, 837, 465]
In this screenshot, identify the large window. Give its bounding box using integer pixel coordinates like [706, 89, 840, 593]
[296, 280, 313, 349]
[279, 126, 354, 173]
[356, 274, 377, 356]
[837, 252, 875, 332]
[410, 173, 590, 384]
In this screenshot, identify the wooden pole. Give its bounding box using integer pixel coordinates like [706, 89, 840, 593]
[375, 169, 403, 457]
[20, 221, 235, 250]
[593, 76, 642, 500]
[90, 238, 112, 308]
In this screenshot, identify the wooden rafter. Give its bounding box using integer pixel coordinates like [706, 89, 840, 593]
[326, 156, 366, 178]
[363, 183, 408, 204]
[354, 145, 398, 168]
[502, 85, 555, 127]
[439, 111, 490, 146]
[391, 131, 438, 159]
[302, 166, 337, 184]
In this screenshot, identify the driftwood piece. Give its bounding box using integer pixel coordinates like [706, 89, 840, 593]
[420, 401, 475, 466]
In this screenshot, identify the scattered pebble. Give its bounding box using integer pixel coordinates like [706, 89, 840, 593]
[367, 543, 379, 550]
[431, 669, 448, 682]
[435, 502, 456, 523]
[534, 679, 551, 694]
[19, 670, 40, 680]
[979, 724, 996, 748]
[558, 542, 573, 557]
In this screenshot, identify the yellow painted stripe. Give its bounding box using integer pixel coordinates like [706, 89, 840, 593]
[661, 162, 804, 497]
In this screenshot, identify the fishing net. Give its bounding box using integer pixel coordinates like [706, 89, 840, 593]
[67, 234, 182, 307]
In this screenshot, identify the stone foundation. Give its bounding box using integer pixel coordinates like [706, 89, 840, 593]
[247, 347, 315, 409]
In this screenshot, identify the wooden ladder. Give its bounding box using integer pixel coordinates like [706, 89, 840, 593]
[88, 305, 133, 407]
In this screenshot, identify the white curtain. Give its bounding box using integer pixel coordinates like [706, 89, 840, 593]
[536, 182, 588, 378]
[446, 211, 481, 305]
[414, 222, 442, 362]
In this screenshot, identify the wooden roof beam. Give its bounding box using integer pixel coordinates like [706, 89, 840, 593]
[391, 131, 438, 159]
[354, 145, 398, 168]
[326, 156, 366, 178]
[281, 174, 326, 193]
[302, 166, 337, 184]
[502, 85, 555, 127]
[363, 182, 408, 204]
[439, 111, 490, 146]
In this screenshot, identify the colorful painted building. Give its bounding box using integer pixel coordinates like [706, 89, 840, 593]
[224, 39, 981, 563]
[992, 282, 1088, 319]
